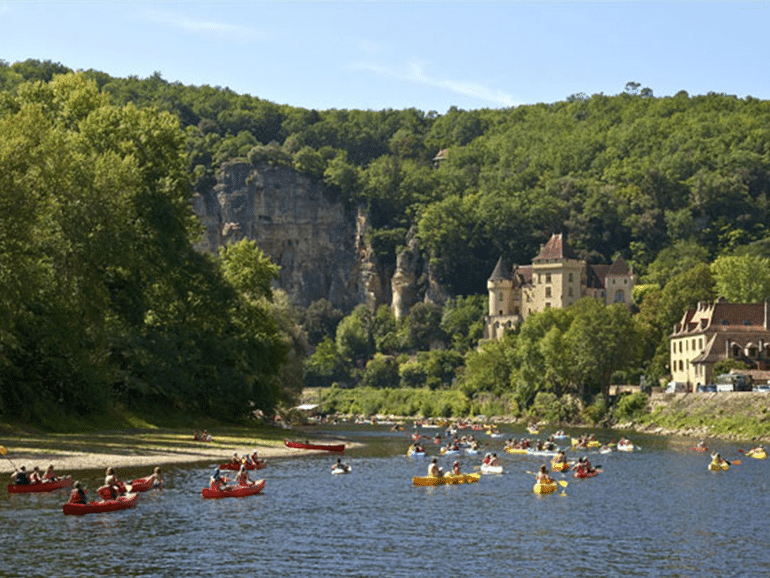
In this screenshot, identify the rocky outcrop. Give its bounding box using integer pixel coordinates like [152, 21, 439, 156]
[192, 162, 362, 311]
[192, 161, 445, 315]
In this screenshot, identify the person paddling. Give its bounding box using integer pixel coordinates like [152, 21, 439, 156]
[535, 464, 553, 484]
[210, 468, 227, 490]
[10, 466, 31, 486]
[428, 458, 443, 477]
[235, 464, 252, 485]
[69, 481, 87, 504]
[43, 464, 59, 482]
[332, 458, 350, 473]
[104, 467, 126, 498]
[150, 466, 165, 488]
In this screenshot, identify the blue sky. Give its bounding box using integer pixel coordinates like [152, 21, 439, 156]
[1, 1, 767, 113]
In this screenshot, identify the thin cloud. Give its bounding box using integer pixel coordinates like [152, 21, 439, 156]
[354, 60, 517, 108]
[141, 8, 269, 42]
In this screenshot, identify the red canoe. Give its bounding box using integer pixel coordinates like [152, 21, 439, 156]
[8, 477, 73, 494]
[201, 479, 265, 499]
[127, 476, 161, 493]
[574, 469, 602, 479]
[218, 459, 267, 471]
[284, 440, 345, 452]
[62, 493, 138, 516]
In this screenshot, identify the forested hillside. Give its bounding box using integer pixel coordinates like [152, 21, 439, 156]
[3, 59, 770, 425]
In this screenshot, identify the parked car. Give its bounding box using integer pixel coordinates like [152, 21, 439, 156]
[666, 381, 688, 393]
[697, 384, 717, 393]
[754, 384, 770, 393]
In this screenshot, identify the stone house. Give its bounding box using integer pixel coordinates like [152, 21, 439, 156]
[670, 299, 770, 388]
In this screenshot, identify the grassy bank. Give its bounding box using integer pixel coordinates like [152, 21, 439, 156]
[620, 391, 770, 442]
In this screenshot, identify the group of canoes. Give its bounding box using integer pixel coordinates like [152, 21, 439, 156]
[7, 445, 276, 515]
[6, 464, 165, 516]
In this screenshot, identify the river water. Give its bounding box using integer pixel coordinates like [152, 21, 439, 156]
[2, 424, 769, 577]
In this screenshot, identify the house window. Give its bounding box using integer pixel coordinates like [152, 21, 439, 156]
[569, 272, 573, 282]
[568, 287, 573, 297]
[545, 303, 551, 308]
[614, 290, 624, 303]
[545, 287, 551, 298]
[546, 273, 551, 283]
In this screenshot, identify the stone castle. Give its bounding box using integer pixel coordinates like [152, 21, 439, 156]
[485, 233, 635, 339]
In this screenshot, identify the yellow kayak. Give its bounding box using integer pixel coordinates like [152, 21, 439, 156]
[412, 473, 481, 486]
[747, 449, 767, 459]
[505, 447, 528, 454]
[551, 460, 570, 472]
[708, 461, 729, 471]
[533, 479, 558, 494]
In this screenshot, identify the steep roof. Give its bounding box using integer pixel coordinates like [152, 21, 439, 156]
[488, 256, 512, 281]
[587, 264, 609, 288]
[533, 233, 579, 262]
[673, 301, 770, 337]
[607, 256, 632, 276]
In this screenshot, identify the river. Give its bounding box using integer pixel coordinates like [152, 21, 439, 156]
[2, 424, 768, 577]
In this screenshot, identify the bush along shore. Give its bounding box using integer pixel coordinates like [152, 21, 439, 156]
[310, 387, 770, 443]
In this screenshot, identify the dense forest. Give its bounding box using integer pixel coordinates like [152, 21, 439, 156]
[3, 59, 770, 426]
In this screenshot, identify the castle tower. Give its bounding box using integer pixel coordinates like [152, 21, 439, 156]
[487, 256, 513, 316]
[530, 233, 584, 313]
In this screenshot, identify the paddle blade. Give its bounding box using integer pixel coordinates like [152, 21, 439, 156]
[732, 460, 741, 465]
[558, 480, 569, 488]
[0, 445, 6, 456]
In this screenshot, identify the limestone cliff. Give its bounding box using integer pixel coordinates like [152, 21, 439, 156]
[191, 161, 444, 314]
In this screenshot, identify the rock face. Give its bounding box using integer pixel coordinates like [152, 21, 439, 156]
[192, 162, 361, 311]
[192, 161, 445, 315]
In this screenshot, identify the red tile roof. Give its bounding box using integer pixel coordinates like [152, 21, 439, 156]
[533, 233, 579, 261]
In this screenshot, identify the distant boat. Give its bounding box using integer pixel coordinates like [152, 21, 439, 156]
[284, 439, 345, 452]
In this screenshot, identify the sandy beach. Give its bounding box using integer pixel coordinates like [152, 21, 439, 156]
[0, 430, 356, 475]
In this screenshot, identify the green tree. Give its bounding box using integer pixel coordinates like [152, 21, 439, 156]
[336, 305, 374, 369]
[398, 302, 446, 352]
[711, 254, 770, 302]
[564, 300, 639, 400]
[302, 298, 344, 347]
[359, 353, 400, 388]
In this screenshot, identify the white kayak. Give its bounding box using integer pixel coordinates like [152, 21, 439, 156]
[332, 465, 351, 474]
[480, 463, 503, 474]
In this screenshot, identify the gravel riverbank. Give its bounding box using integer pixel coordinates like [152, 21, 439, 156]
[0, 428, 356, 475]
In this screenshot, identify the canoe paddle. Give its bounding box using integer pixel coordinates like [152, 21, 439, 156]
[0, 445, 18, 469]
